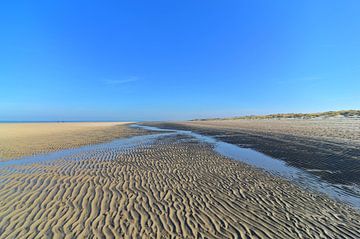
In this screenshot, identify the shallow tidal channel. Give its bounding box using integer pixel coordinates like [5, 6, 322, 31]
[0, 123, 359, 209]
[134, 124, 360, 209]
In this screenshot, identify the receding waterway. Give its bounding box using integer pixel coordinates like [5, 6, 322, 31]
[134, 124, 360, 209]
[1, 124, 359, 209]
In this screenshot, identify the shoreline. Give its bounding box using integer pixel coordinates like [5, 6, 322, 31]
[144, 119, 360, 187]
[0, 126, 359, 238]
[0, 122, 148, 161]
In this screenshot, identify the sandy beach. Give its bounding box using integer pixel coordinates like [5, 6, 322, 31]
[0, 123, 360, 238]
[148, 117, 360, 187]
[183, 116, 360, 145]
[2, 0, 359, 237]
[0, 122, 147, 161]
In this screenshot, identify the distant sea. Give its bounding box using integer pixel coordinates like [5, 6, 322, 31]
[0, 121, 124, 123]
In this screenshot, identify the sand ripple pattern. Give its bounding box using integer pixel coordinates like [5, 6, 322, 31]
[0, 134, 360, 238]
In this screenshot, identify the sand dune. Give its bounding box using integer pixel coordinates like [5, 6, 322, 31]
[0, 133, 359, 238]
[0, 122, 147, 161]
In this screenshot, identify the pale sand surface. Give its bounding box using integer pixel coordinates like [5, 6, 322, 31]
[0, 133, 359, 238]
[0, 122, 147, 161]
[184, 117, 360, 146]
[147, 118, 360, 186]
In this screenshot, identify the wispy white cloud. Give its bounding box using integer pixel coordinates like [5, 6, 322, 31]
[276, 76, 323, 85]
[103, 77, 139, 85]
[294, 76, 323, 82]
[319, 44, 337, 48]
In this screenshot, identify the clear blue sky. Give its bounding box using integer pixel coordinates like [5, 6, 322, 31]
[1, 0, 359, 121]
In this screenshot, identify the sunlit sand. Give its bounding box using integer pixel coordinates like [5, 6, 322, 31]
[0, 122, 144, 160]
[0, 122, 359, 238]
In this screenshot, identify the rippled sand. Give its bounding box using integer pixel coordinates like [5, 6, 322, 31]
[0, 133, 359, 238]
[0, 122, 147, 161]
[149, 118, 360, 187]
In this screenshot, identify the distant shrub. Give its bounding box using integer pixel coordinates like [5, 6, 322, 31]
[190, 110, 360, 121]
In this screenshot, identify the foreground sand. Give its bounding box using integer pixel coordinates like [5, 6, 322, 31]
[0, 132, 359, 238]
[0, 122, 147, 161]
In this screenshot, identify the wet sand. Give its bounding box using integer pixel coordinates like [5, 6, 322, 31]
[147, 118, 360, 186]
[185, 117, 360, 145]
[0, 122, 148, 161]
[0, 127, 360, 238]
